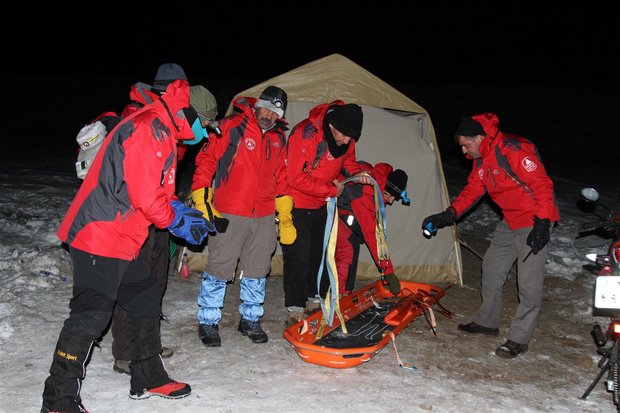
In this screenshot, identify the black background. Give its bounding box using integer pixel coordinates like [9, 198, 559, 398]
[5, 3, 619, 189]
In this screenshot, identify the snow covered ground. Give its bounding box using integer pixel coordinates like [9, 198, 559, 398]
[1, 153, 619, 412]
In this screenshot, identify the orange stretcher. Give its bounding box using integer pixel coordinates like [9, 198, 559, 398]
[283, 279, 452, 369]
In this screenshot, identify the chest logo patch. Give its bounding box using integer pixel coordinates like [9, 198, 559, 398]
[167, 168, 176, 185]
[327, 153, 334, 161]
[478, 168, 484, 180]
[245, 138, 256, 151]
[522, 157, 538, 172]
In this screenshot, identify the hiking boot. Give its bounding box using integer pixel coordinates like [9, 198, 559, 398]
[41, 401, 89, 413]
[129, 380, 191, 400]
[113, 359, 130, 375]
[495, 339, 528, 359]
[198, 323, 221, 347]
[238, 318, 268, 343]
[161, 346, 174, 358]
[285, 310, 305, 328]
[457, 321, 499, 336]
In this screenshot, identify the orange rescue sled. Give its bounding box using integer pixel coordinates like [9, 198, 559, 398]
[283, 279, 452, 369]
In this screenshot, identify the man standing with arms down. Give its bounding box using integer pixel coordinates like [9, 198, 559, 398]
[422, 112, 559, 359]
[192, 86, 289, 347]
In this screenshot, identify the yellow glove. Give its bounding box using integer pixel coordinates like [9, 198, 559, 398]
[192, 188, 229, 233]
[275, 195, 296, 245]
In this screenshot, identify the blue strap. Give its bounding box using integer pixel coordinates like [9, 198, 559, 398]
[317, 196, 338, 326]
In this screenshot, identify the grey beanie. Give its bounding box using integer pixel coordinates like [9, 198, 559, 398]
[152, 63, 187, 93]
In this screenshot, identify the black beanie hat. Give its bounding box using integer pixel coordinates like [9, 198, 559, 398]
[152, 63, 188, 93]
[329, 104, 363, 140]
[386, 169, 408, 200]
[454, 116, 484, 137]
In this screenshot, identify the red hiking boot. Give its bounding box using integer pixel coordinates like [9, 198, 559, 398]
[129, 380, 191, 400]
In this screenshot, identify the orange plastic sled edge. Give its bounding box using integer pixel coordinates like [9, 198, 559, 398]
[283, 280, 450, 369]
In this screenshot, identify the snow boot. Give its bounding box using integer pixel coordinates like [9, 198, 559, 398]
[198, 324, 221, 347]
[113, 359, 130, 375]
[238, 318, 268, 343]
[129, 380, 191, 400]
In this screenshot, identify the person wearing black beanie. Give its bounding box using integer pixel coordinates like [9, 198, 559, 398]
[281, 100, 372, 326]
[422, 112, 559, 360]
[335, 161, 409, 296]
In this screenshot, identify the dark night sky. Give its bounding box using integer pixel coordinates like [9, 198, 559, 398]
[5, 3, 619, 186]
[7, 3, 618, 87]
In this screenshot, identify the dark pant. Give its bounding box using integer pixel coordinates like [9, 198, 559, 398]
[282, 206, 330, 308]
[112, 226, 169, 360]
[42, 246, 168, 411]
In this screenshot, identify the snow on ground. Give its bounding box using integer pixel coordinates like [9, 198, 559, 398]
[1, 158, 619, 412]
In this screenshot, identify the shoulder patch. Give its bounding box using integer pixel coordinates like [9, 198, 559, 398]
[521, 157, 538, 172]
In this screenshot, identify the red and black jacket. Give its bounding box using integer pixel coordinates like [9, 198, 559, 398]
[192, 96, 288, 217]
[57, 79, 195, 260]
[451, 112, 560, 229]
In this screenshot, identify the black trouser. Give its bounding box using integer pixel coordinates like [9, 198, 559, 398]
[42, 246, 168, 411]
[282, 206, 330, 308]
[112, 226, 169, 360]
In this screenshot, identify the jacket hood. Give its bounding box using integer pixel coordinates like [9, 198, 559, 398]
[159, 79, 194, 141]
[372, 162, 394, 192]
[472, 112, 501, 158]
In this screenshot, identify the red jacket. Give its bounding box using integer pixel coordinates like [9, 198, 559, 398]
[57, 79, 195, 260]
[451, 113, 560, 230]
[286, 101, 361, 209]
[338, 162, 394, 273]
[192, 96, 288, 217]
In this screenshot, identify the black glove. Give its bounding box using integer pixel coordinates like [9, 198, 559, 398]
[526, 216, 551, 254]
[421, 207, 456, 233]
[381, 272, 401, 295]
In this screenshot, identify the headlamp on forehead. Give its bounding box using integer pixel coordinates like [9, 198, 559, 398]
[386, 181, 411, 206]
[272, 98, 284, 109]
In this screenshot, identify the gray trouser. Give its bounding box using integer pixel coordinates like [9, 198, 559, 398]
[473, 220, 549, 344]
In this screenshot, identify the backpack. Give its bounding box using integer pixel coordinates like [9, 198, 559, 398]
[74, 111, 122, 179]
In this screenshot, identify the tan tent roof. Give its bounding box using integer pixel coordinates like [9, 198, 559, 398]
[197, 53, 464, 286]
[227, 54, 427, 115]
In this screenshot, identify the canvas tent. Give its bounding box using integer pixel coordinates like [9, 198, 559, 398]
[189, 54, 462, 286]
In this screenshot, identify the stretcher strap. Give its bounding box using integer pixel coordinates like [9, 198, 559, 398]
[386, 331, 416, 371]
[317, 197, 347, 334]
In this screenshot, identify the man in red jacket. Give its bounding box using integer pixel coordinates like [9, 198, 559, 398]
[422, 113, 559, 359]
[42, 73, 211, 412]
[111, 64, 219, 375]
[335, 162, 409, 296]
[280, 101, 370, 324]
[191, 86, 289, 347]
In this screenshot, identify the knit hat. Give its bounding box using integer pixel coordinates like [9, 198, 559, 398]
[255, 86, 287, 118]
[454, 116, 484, 137]
[386, 169, 408, 200]
[190, 85, 218, 123]
[152, 63, 187, 93]
[329, 104, 363, 140]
